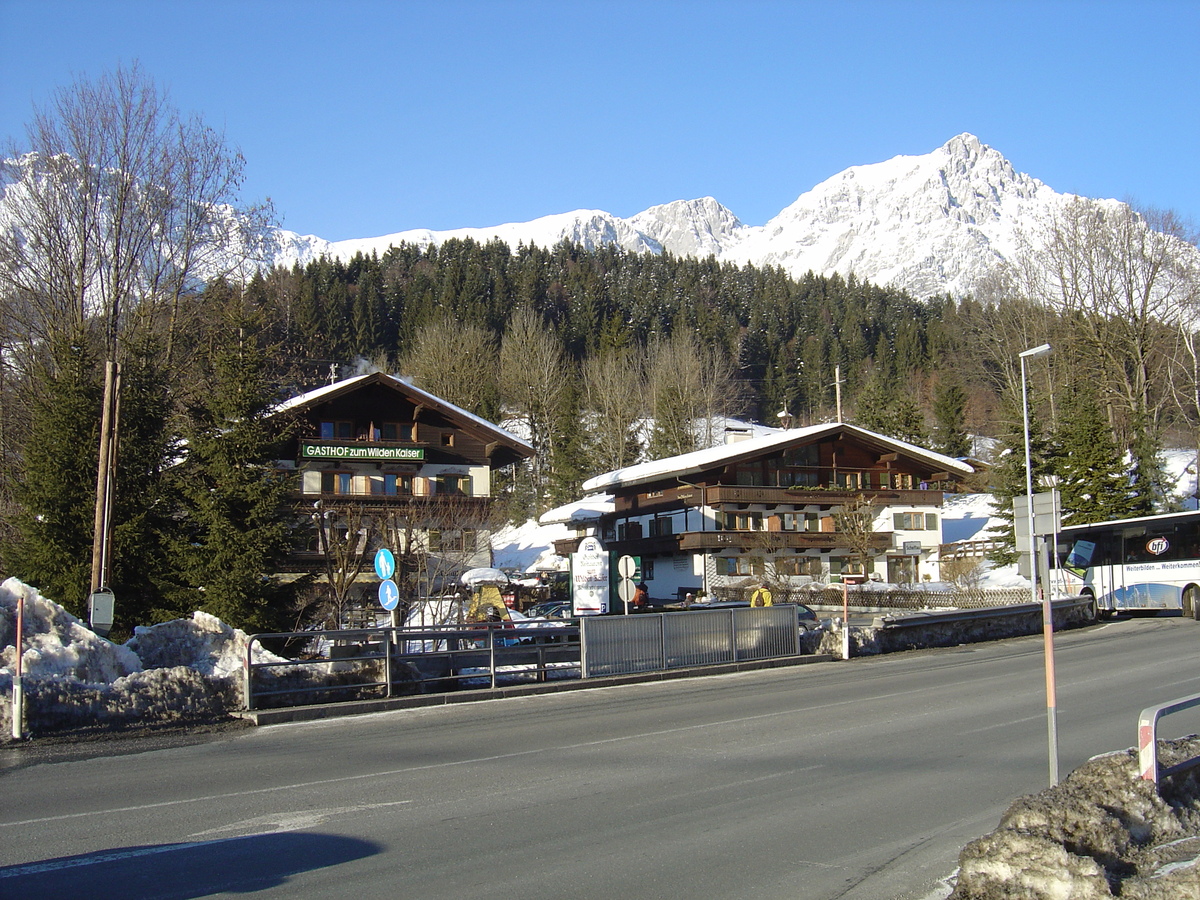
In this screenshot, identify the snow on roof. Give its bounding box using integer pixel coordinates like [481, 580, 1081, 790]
[582, 422, 975, 493]
[272, 372, 533, 454]
[538, 493, 614, 526]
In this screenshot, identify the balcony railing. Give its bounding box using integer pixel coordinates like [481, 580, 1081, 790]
[600, 530, 895, 556]
[676, 530, 894, 552]
[703, 485, 941, 507]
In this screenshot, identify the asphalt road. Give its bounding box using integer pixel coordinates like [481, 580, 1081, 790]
[3, 616, 1199, 900]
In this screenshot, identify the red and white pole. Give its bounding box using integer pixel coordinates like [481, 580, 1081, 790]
[11, 586, 24, 740]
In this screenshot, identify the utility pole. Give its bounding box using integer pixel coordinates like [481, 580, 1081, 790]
[90, 360, 120, 594]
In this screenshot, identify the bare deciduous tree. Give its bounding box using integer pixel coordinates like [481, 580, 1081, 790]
[0, 62, 273, 366]
[499, 306, 568, 511]
[399, 316, 498, 419]
[581, 347, 645, 473]
[647, 331, 742, 459]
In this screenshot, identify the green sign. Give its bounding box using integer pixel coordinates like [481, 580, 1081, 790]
[300, 442, 425, 462]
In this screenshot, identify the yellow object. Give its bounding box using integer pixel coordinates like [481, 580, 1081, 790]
[750, 586, 773, 607]
[466, 584, 511, 622]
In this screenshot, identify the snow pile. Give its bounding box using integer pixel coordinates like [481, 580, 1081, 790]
[951, 739, 1200, 899]
[0, 577, 140, 682]
[126, 610, 285, 680]
[0, 579, 286, 734]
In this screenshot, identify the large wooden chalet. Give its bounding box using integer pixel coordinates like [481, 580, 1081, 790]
[272, 372, 533, 589]
[561, 423, 976, 601]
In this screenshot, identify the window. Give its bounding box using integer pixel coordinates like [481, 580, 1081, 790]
[779, 512, 819, 532]
[893, 512, 938, 530]
[431, 475, 466, 496]
[441, 433, 455, 447]
[723, 512, 762, 531]
[720, 556, 766, 576]
[320, 420, 354, 439]
[374, 422, 415, 442]
[321, 471, 354, 495]
[428, 529, 478, 553]
[735, 464, 764, 486]
[775, 556, 802, 576]
[372, 473, 413, 496]
[649, 517, 674, 537]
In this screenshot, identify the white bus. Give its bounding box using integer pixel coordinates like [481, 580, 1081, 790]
[1056, 510, 1200, 618]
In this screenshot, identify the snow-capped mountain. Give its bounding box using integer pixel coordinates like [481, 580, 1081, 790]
[264, 134, 1080, 297]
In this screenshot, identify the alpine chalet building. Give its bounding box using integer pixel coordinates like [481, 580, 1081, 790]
[572, 423, 975, 601]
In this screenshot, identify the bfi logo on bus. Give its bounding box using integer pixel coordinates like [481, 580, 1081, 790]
[1147, 537, 1170, 556]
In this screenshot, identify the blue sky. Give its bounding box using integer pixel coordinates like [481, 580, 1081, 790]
[2, 0, 1197, 243]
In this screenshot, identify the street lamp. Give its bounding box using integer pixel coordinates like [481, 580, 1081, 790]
[1020, 342, 1059, 785]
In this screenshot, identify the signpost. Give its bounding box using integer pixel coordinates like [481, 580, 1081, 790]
[617, 554, 637, 613]
[375, 548, 400, 624]
[571, 537, 610, 615]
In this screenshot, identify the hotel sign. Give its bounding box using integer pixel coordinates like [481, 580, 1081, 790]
[300, 442, 425, 462]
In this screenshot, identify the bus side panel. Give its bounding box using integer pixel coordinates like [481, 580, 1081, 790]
[1110, 580, 1182, 611]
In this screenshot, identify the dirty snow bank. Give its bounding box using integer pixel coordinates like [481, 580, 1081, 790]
[951, 738, 1200, 899]
[0, 578, 281, 734]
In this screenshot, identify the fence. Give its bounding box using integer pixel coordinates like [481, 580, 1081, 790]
[244, 622, 581, 710]
[580, 606, 800, 677]
[1137, 691, 1200, 784]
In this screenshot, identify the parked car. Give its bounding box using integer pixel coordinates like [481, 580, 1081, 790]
[523, 599, 574, 619]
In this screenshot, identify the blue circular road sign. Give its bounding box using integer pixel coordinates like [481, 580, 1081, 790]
[378, 579, 400, 611]
[374, 548, 396, 581]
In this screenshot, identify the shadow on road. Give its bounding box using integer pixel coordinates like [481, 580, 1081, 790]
[0, 830, 382, 898]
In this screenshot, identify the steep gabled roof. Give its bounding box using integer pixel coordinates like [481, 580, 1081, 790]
[581, 422, 974, 493]
[273, 371, 534, 462]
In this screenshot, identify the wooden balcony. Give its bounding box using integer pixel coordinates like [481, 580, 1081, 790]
[599, 530, 895, 557]
[703, 486, 942, 508]
[676, 530, 894, 552]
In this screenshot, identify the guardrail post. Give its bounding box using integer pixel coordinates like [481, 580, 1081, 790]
[244, 633, 257, 711]
[489, 626, 497, 690]
[1139, 716, 1158, 782]
[384, 628, 393, 698]
[1137, 691, 1200, 784]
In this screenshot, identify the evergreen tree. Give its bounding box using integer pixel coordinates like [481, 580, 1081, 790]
[171, 284, 297, 632]
[987, 399, 1057, 566]
[932, 376, 972, 458]
[6, 332, 103, 617]
[1054, 380, 1135, 525]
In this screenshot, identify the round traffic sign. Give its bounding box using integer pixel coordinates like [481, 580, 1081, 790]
[378, 579, 400, 611]
[374, 548, 396, 580]
[618, 555, 637, 579]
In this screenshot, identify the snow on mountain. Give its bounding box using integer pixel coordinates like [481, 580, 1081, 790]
[266, 134, 1082, 297]
[725, 133, 1054, 297]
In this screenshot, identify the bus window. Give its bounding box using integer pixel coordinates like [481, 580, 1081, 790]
[1066, 539, 1096, 570]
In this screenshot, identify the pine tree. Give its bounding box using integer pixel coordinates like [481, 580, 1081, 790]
[171, 283, 297, 632]
[1054, 380, 1134, 525]
[987, 399, 1057, 566]
[932, 376, 972, 458]
[6, 332, 103, 617]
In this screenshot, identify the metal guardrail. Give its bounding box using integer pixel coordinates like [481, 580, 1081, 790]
[870, 595, 1094, 630]
[244, 622, 581, 710]
[580, 606, 800, 677]
[1138, 691, 1200, 784]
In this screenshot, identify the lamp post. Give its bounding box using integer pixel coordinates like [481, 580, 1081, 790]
[1020, 342, 1058, 785]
